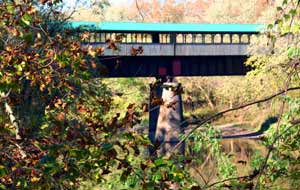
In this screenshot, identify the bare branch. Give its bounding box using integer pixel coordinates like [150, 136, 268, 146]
[135, 0, 145, 21]
[0, 90, 21, 140]
[168, 86, 300, 156]
[204, 174, 256, 189]
[291, 118, 300, 125]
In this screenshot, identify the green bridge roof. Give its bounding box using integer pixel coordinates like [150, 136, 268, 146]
[68, 21, 264, 33]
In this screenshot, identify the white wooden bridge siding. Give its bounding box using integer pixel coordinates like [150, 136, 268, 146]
[92, 43, 174, 56]
[91, 43, 249, 56]
[176, 44, 248, 56]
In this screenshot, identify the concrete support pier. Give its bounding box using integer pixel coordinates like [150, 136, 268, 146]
[149, 80, 185, 156]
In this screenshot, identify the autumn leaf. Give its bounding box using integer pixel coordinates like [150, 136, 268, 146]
[151, 97, 164, 106]
[39, 83, 46, 91]
[87, 46, 96, 57]
[96, 47, 105, 55]
[107, 41, 118, 50]
[27, 7, 36, 15]
[55, 112, 65, 121]
[77, 105, 90, 114]
[8, 27, 19, 37]
[90, 60, 97, 69]
[80, 32, 90, 40]
[30, 177, 40, 183]
[130, 46, 143, 56]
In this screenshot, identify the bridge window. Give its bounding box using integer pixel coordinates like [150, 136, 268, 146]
[111, 33, 116, 41]
[90, 32, 96, 43]
[204, 34, 212, 43]
[222, 34, 230, 43]
[186, 34, 193, 43]
[83, 32, 94, 43]
[134, 33, 138, 43]
[125, 33, 130, 43]
[105, 33, 112, 42]
[119, 33, 126, 43]
[214, 34, 222, 43]
[114, 33, 123, 43]
[232, 34, 240, 43]
[128, 33, 137, 43]
[250, 34, 258, 43]
[160, 34, 170, 43]
[136, 33, 142, 43]
[140, 33, 152, 43]
[145, 34, 152, 43]
[195, 34, 202, 43]
[140, 34, 145, 43]
[120, 33, 126, 43]
[241, 34, 249, 43]
[100, 33, 106, 42]
[89, 32, 96, 43]
[129, 33, 134, 43]
[95, 33, 101, 43]
[176, 34, 184, 43]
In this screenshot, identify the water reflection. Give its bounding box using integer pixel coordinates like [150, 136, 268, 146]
[188, 138, 267, 186]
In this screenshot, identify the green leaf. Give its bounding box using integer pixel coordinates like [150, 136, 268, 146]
[82, 71, 91, 80]
[275, 19, 283, 25]
[101, 143, 113, 152]
[281, 25, 291, 35]
[6, 3, 14, 14]
[267, 24, 273, 30]
[291, 24, 300, 34]
[284, 14, 290, 20]
[0, 165, 6, 177]
[21, 13, 32, 26]
[289, 9, 297, 17]
[282, 0, 288, 5]
[0, 183, 6, 190]
[276, 6, 283, 11]
[152, 173, 162, 182]
[154, 157, 164, 166]
[287, 47, 300, 58]
[23, 32, 33, 44]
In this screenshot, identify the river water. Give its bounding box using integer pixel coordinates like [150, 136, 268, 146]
[187, 138, 267, 187]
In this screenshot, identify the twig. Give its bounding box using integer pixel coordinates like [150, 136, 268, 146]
[7, 139, 26, 159]
[14, 143, 26, 159]
[291, 118, 300, 125]
[193, 167, 208, 186]
[0, 90, 21, 140]
[135, 0, 145, 21]
[204, 174, 255, 189]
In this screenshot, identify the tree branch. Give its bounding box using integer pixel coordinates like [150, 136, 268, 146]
[204, 174, 256, 189]
[168, 86, 300, 156]
[135, 0, 145, 21]
[291, 118, 300, 125]
[0, 90, 21, 140]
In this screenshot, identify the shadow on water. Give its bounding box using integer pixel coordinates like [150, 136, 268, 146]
[221, 116, 278, 139]
[186, 118, 281, 187]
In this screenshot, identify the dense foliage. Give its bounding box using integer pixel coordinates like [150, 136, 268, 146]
[0, 0, 150, 189]
[0, 0, 300, 190]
